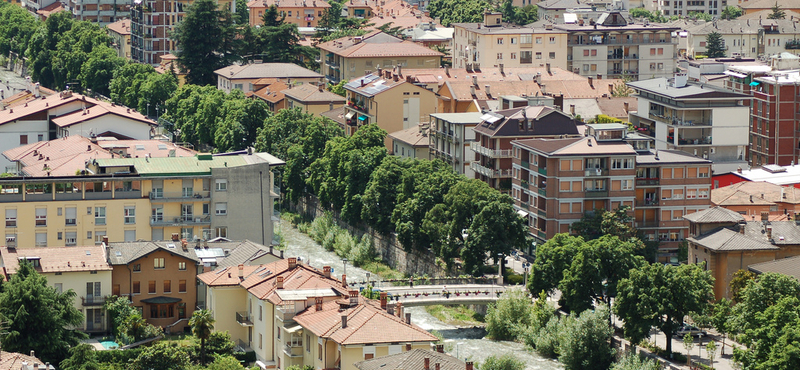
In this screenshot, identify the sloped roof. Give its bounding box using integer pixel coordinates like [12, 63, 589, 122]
[712, 181, 800, 206]
[246, 0, 330, 8]
[742, 0, 800, 10]
[683, 206, 746, 223]
[321, 106, 347, 125]
[106, 241, 202, 265]
[635, 149, 712, 165]
[294, 297, 438, 345]
[744, 221, 800, 245]
[249, 81, 289, 104]
[513, 136, 635, 156]
[214, 240, 281, 268]
[749, 255, 800, 280]
[106, 18, 131, 35]
[355, 349, 466, 370]
[318, 31, 442, 58]
[37, 1, 65, 18]
[596, 96, 636, 119]
[282, 83, 347, 103]
[688, 227, 779, 251]
[51, 101, 156, 128]
[1, 245, 111, 275]
[473, 106, 579, 138]
[214, 63, 323, 80]
[388, 125, 429, 147]
[0, 351, 48, 370]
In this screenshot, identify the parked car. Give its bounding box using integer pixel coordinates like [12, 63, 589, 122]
[674, 323, 707, 338]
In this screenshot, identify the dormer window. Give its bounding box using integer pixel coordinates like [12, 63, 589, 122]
[19, 257, 40, 268]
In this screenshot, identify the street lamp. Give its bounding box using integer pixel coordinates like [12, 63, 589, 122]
[147, 102, 151, 117]
[497, 253, 504, 285]
[342, 258, 348, 277]
[523, 262, 530, 288]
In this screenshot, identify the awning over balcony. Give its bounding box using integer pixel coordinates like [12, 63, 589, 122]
[358, 115, 367, 121]
[516, 210, 528, 218]
[345, 112, 354, 119]
[750, 81, 760, 86]
[723, 70, 746, 78]
[286, 325, 303, 333]
[140, 296, 182, 304]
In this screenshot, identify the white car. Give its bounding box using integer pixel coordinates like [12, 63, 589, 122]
[674, 323, 707, 338]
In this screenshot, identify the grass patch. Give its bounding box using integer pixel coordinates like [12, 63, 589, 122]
[425, 305, 485, 326]
[161, 333, 194, 346]
[360, 260, 405, 280]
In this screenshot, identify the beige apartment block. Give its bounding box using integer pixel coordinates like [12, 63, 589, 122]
[106, 19, 131, 59]
[452, 12, 568, 71]
[215, 63, 323, 94]
[282, 83, 346, 117]
[247, 0, 331, 27]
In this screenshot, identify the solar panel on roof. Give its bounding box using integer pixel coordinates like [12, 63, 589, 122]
[158, 144, 167, 150]
[135, 145, 145, 150]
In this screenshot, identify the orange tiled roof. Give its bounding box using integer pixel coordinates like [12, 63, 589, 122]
[106, 19, 131, 35]
[0, 351, 47, 370]
[318, 31, 442, 58]
[249, 81, 289, 104]
[37, 1, 65, 18]
[1, 246, 112, 275]
[282, 83, 346, 103]
[295, 297, 438, 345]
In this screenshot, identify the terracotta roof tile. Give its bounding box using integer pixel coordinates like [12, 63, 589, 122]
[214, 63, 323, 80]
[1, 246, 112, 275]
[106, 19, 131, 35]
[0, 351, 47, 370]
[282, 83, 347, 103]
[319, 31, 442, 58]
[355, 348, 466, 370]
[388, 125, 429, 147]
[712, 181, 800, 206]
[250, 81, 289, 103]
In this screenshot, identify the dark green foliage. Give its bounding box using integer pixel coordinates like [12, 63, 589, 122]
[427, 0, 490, 26]
[214, 90, 270, 152]
[730, 269, 756, 303]
[103, 295, 138, 339]
[485, 288, 535, 341]
[558, 306, 615, 370]
[705, 31, 726, 58]
[130, 342, 190, 370]
[172, 0, 235, 85]
[60, 344, 100, 370]
[190, 309, 216, 365]
[721, 5, 743, 19]
[0, 2, 38, 58]
[769, 2, 785, 19]
[0, 262, 87, 364]
[478, 353, 525, 370]
[498, 0, 538, 25]
[95, 347, 144, 364]
[614, 263, 714, 355]
[611, 353, 661, 370]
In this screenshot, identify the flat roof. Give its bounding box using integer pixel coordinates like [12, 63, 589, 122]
[429, 112, 485, 124]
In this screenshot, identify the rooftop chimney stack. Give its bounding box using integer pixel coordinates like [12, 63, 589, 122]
[436, 344, 444, 353]
[405, 312, 411, 324]
[405, 343, 412, 351]
[288, 257, 297, 270]
[238, 264, 244, 280]
[546, 63, 551, 74]
[485, 84, 491, 96]
[349, 290, 359, 306]
[315, 297, 323, 311]
[739, 223, 746, 234]
[472, 75, 478, 86]
[588, 76, 594, 88]
[342, 274, 347, 287]
[323, 266, 331, 278]
[466, 361, 474, 370]
[767, 225, 773, 240]
[380, 292, 388, 310]
[341, 315, 348, 328]
[276, 276, 284, 289]
[424, 358, 430, 370]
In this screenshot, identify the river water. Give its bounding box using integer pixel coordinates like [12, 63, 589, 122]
[281, 222, 563, 370]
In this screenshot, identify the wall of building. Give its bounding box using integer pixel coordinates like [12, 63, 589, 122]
[0, 120, 48, 172]
[47, 270, 113, 331]
[211, 163, 277, 247]
[61, 116, 153, 140]
[325, 55, 441, 83]
[690, 245, 777, 300]
[367, 84, 437, 152]
[249, 6, 327, 27]
[207, 286, 248, 346]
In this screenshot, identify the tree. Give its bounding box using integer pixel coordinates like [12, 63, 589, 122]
[328, 80, 347, 96]
[0, 262, 86, 364]
[131, 342, 190, 370]
[427, 0, 490, 27]
[721, 5, 743, 19]
[528, 233, 583, 296]
[214, 90, 270, 152]
[103, 295, 138, 339]
[190, 309, 216, 365]
[278, 117, 342, 202]
[682, 334, 695, 366]
[137, 70, 178, 117]
[257, 6, 303, 64]
[614, 263, 714, 356]
[478, 353, 525, 370]
[314, 1, 343, 40]
[233, 0, 249, 24]
[705, 31, 726, 58]
[59, 344, 100, 370]
[461, 198, 527, 275]
[610, 353, 660, 370]
[26, 11, 73, 88]
[485, 288, 533, 341]
[769, 2, 786, 19]
[729, 269, 756, 303]
[377, 22, 404, 38]
[201, 331, 236, 358]
[207, 355, 247, 370]
[711, 298, 733, 355]
[360, 156, 409, 234]
[688, 11, 713, 21]
[558, 306, 615, 370]
[706, 340, 718, 369]
[78, 46, 125, 96]
[109, 62, 157, 108]
[119, 313, 162, 344]
[172, 0, 228, 85]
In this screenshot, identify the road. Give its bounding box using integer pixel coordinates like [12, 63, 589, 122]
[647, 327, 740, 370]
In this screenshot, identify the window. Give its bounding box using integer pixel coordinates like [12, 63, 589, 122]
[182, 180, 193, 197]
[549, 52, 556, 59]
[536, 52, 542, 59]
[164, 280, 171, 293]
[306, 335, 310, 352]
[65, 207, 76, 225]
[520, 51, 532, 64]
[549, 37, 556, 44]
[5, 209, 16, 227]
[215, 179, 227, 191]
[148, 280, 156, 294]
[584, 49, 590, 56]
[124, 206, 135, 224]
[318, 343, 323, 360]
[35, 208, 46, 226]
[536, 37, 542, 44]
[19, 135, 27, 145]
[496, 38, 503, 44]
[133, 263, 141, 272]
[179, 280, 187, 293]
[621, 179, 633, 190]
[591, 49, 597, 56]
[94, 207, 106, 226]
[151, 180, 163, 198]
[66, 232, 77, 246]
[611, 158, 634, 169]
[203, 203, 210, 215]
[259, 305, 263, 321]
[124, 230, 136, 242]
[154, 258, 166, 270]
[54, 283, 62, 293]
[496, 53, 503, 60]
[520, 34, 532, 44]
[510, 52, 517, 59]
[259, 334, 263, 349]
[216, 227, 228, 238]
[178, 261, 186, 271]
[152, 206, 163, 222]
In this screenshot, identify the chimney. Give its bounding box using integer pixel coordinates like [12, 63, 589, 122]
[88, 145, 92, 151]
[323, 266, 331, 278]
[472, 75, 478, 86]
[315, 296, 323, 311]
[761, 211, 769, 222]
[570, 104, 575, 116]
[405, 343, 412, 351]
[767, 225, 773, 240]
[341, 315, 348, 328]
[424, 358, 430, 370]
[405, 312, 411, 324]
[395, 302, 403, 317]
[588, 76, 594, 89]
[361, 79, 366, 87]
[739, 223, 746, 234]
[445, 65, 450, 76]
[181, 239, 188, 251]
[238, 264, 244, 280]
[397, 65, 402, 76]
[276, 276, 284, 289]
[466, 362, 474, 370]
[318, 84, 324, 92]
[623, 101, 629, 112]
[342, 274, 347, 287]
[349, 290, 359, 306]
[470, 85, 476, 96]
[436, 344, 444, 353]
[393, 73, 399, 82]
[30, 351, 34, 358]
[103, 236, 109, 245]
[597, 74, 602, 80]
[436, 364, 441, 370]
[546, 63, 551, 74]
[288, 257, 297, 270]
[380, 292, 388, 310]
[485, 85, 491, 96]
[377, 65, 382, 76]
[499, 63, 504, 75]
[737, 166, 743, 173]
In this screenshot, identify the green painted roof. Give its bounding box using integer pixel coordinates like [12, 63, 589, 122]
[95, 155, 249, 176]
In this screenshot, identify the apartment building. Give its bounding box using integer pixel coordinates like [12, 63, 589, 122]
[711, 181, 800, 219]
[198, 258, 437, 369]
[0, 91, 157, 172]
[67, 0, 129, 24]
[544, 12, 680, 80]
[645, 0, 723, 16]
[685, 206, 800, 299]
[472, 105, 580, 192]
[0, 151, 283, 249]
[429, 112, 484, 177]
[512, 123, 711, 261]
[247, 0, 330, 27]
[318, 31, 442, 84]
[0, 245, 113, 333]
[388, 125, 429, 159]
[283, 83, 346, 116]
[215, 63, 323, 94]
[342, 0, 373, 18]
[107, 19, 132, 59]
[247, 79, 290, 112]
[628, 74, 750, 174]
[671, 18, 800, 59]
[747, 55, 800, 167]
[343, 70, 437, 151]
[451, 12, 568, 71]
[355, 349, 470, 370]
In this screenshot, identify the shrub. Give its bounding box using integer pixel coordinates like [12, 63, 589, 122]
[322, 228, 338, 251]
[558, 306, 615, 370]
[506, 274, 524, 285]
[351, 234, 376, 267]
[485, 288, 533, 341]
[478, 353, 525, 370]
[611, 353, 661, 370]
[333, 229, 354, 256]
[532, 316, 562, 358]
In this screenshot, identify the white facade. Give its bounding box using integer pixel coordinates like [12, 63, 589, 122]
[0, 121, 49, 173]
[429, 112, 483, 177]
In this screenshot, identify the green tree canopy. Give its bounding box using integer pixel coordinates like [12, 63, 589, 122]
[478, 353, 525, 370]
[614, 263, 714, 356]
[558, 306, 615, 370]
[427, 0, 490, 27]
[0, 262, 87, 364]
[190, 309, 216, 365]
[214, 90, 270, 152]
[109, 62, 158, 109]
[611, 353, 660, 370]
[721, 5, 743, 19]
[172, 0, 233, 85]
[769, 2, 786, 19]
[131, 342, 190, 370]
[705, 31, 726, 58]
[485, 288, 534, 341]
[59, 344, 100, 370]
[528, 233, 584, 295]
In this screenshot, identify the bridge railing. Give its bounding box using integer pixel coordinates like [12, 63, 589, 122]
[351, 276, 499, 287]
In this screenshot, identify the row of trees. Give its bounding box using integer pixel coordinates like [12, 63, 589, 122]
[427, 0, 537, 27]
[629, 6, 743, 22]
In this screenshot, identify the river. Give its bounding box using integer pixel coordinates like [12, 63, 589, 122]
[280, 222, 563, 370]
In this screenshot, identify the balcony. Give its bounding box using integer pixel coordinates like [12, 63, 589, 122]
[470, 163, 512, 178]
[276, 304, 296, 322]
[637, 221, 660, 228]
[81, 295, 107, 306]
[538, 209, 546, 217]
[520, 180, 529, 189]
[537, 167, 547, 175]
[538, 188, 546, 196]
[520, 160, 529, 168]
[149, 191, 210, 202]
[584, 168, 609, 177]
[636, 199, 659, 207]
[470, 142, 513, 158]
[236, 312, 253, 327]
[585, 189, 609, 198]
[283, 337, 303, 357]
[150, 215, 211, 226]
[636, 178, 660, 186]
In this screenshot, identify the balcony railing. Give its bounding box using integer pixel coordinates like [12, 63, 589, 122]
[470, 142, 513, 158]
[276, 304, 297, 321]
[149, 191, 210, 201]
[537, 167, 547, 175]
[636, 199, 659, 207]
[81, 295, 107, 306]
[150, 215, 211, 226]
[585, 189, 609, 198]
[520, 160, 529, 168]
[585, 168, 609, 177]
[636, 178, 660, 186]
[236, 312, 253, 326]
[520, 180, 529, 189]
[470, 163, 512, 178]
